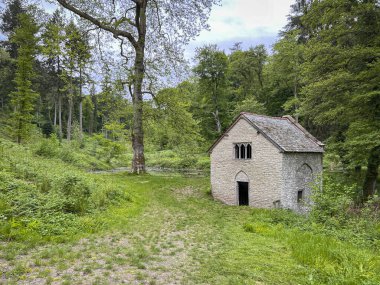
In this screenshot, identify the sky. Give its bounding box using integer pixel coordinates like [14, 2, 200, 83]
[0, 0, 294, 57]
[185, 0, 294, 58]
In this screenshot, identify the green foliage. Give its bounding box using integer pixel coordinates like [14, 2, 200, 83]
[231, 96, 266, 118]
[35, 134, 60, 157]
[145, 150, 209, 170]
[0, 48, 15, 108]
[8, 13, 39, 143]
[270, 0, 380, 198]
[311, 176, 357, 222]
[0, 138, 129, 241]
[228, 45, 268, 111]
[88, 134, 126, 164]
[310, 176, 380, 247]
[145, 86, 204, 151]
[193, 44, 229, 139]
[266, 31, 304, 117]
[243, 206, 380, 284]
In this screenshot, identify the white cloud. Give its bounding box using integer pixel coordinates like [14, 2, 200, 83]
[184, 0, 294, 60]
[193, 0, 293, 44]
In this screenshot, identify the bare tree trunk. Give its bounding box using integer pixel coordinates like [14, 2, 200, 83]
[56, 0, 148, 174]
[79, 100, 83, 137]
[67, 97, 73, 141]
[212, 109, 222, 134]
[17, 117, 22, 144]
[79, 66, 83, 139]
[54, 100, 57, 126]
[89, 93, 96, 135]
[362, 145, 380, 202]
[212, 80, 222, 134]
[294, 81, 299, 123]
[57, 57, 63, 138]
[132, 48, 146, 173]
[58, 96, 62, 137]
[131, 2, 147, 174]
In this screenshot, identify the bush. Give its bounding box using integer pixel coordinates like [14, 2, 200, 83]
[309, 177, 380, 247]
[57, 174, 92, 214]
[310, 176, 356, 224]
[34, 134, 60, 157]
[0, 138, 131, 241]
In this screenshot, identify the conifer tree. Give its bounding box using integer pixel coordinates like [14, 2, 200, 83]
[9, 13, 39, 143]
[41, 10, 65, 137]
[0, 0, 26, 58]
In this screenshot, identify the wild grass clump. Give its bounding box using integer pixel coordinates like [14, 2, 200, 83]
[145, 149, 209, 170]
[287, 231, 380, 284]
[0, 138, 130, 242]
[33, 134, 128, 171]
[310, 176, 380, 247]
[243, 177, 380, 284]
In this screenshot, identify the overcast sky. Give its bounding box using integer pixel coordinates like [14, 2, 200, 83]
[185, 0, 294, 58]
[1, 0, 294, 57]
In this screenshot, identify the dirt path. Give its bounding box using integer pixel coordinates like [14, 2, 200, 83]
[1, 182, 216, 284]
[1, 175, 310, 285]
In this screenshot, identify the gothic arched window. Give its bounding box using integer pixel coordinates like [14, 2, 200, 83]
[234, 143, 252, 160]
[247, 144, 252, 159]
[235, 144, 240, 159]
[240, 144, 246, 159]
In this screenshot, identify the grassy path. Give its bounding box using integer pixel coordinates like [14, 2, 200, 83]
[1, 173, 378, 284]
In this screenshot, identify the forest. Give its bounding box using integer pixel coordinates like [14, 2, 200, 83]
[0, 0, 379, 284]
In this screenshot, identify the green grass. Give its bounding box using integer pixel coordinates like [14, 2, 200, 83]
[31, 134, 210, 172]
[0, 137, 379, 284]
[145, 149, 209, 170]
[1, 174, 379, 284]
[0, 137, 134, 245]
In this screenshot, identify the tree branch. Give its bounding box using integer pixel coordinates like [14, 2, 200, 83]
[55, 0, 138, 48]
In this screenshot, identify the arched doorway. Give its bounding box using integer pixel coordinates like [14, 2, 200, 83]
[295, 163, 313, 204]
[235, 171, 249, 206]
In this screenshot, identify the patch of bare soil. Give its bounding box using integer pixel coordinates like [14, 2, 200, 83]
[172, 186, 201, 200]
[1, 198, 206, 284]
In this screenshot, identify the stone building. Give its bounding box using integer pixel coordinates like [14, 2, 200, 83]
[209, 112, 324, 211]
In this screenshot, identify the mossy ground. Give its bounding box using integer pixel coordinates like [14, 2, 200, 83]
[1, 173, 379, 284]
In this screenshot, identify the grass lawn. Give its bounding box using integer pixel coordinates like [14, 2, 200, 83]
[1, 173, 379, 284]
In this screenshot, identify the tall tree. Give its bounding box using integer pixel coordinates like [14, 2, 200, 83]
[299, 0, 380, 200]
[0, 0, 26, 58]
[284, 0, 313, 43]
[9, 13, 39, 143]
[55, 0, 220, 173]
[0, 48, 15, 110]
[267, 31, 304, 120]
[228, 45, 268, 116]
[41, 10, 65, 137]
[193, 44, 229, 138]
[144, 85, 203, 151]
[61, 21, 81, 141]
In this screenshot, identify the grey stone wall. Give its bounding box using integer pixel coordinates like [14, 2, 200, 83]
[210, 118, 283, 207]
[281, 153, 323, 212]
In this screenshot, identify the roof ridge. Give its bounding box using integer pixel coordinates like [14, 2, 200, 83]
[209, 112, 324, 154]
[241, 112, 287, 120]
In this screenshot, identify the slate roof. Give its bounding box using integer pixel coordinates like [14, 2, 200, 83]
[209, 113, 324, 153]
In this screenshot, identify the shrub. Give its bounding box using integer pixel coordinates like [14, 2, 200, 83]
[0, 138, 131, 241]
[178, 156, 198, 169]
[310, 176, 356, 224]
[57, 174, 92, 214]
[35, 134, 60, 157]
